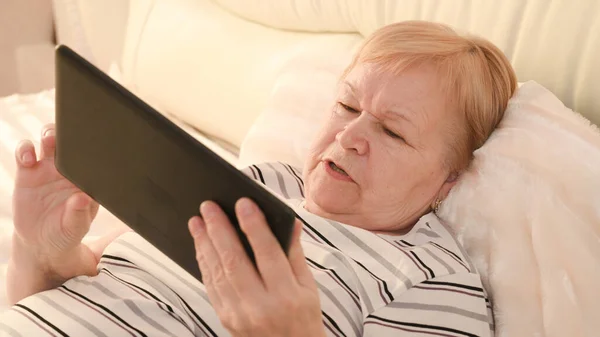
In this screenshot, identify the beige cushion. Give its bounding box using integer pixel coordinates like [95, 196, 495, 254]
[120, 0, 363, 148]
[215, 0, 600, 123]
[238, 36, 358, 168]
[53, 0, 130, 71]
[119, 0, 599, 150]
[0, 0, 54, 96]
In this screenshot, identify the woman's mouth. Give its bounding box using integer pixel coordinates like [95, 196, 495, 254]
[329, 161, 347, 175]
[324, 160, 354, 182]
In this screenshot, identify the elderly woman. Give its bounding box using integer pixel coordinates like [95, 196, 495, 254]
[4, 21, 516, 336]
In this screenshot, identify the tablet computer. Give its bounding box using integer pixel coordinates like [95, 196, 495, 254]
[54, 45, 296, 282]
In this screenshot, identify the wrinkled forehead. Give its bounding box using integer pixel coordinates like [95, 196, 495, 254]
[339, 62, 464, 154]
[340, 62, 452, 112]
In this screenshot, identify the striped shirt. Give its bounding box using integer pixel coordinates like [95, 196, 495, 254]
[0, 162, 493, 337]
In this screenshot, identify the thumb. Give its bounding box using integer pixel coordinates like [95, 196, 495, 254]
[288, 219, 316, 289]
[61, 192, 94, 245]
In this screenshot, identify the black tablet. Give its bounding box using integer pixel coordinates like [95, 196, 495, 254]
[54, 45, 296, 282]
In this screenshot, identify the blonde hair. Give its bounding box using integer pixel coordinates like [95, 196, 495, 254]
[343, 21, 517, 171]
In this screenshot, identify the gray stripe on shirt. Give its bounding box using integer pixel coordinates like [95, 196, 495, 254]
[115, 239, 210, 303]
[331, 248, 376, 314]
[416, 227, 441, 238]
[38, 293, 108, 337]
[266, 163, 291, 198]
[301, 213, 377, 313]
[114, 240, 213, 336]
[99, 266, 191, 330]
[435, 216, 477, 272]
[327, 220, 413, 289]
[72, 277, 178, 337]
[422, 246, 455, 274]
[302, 229, 376, 313]
[315, 282, 362, 336]
[389, 301, 490, 322]
[0, 321, 23, 337]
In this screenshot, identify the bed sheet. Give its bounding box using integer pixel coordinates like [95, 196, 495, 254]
[0, 89, 238, 311]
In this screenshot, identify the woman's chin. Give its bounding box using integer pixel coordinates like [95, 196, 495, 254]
[305, 192, 356, 218]
[304, 170, 360, 217]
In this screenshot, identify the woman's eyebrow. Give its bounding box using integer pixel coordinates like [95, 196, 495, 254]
[383, 107, 420, 133]
[343, 81, 417, 129]
[385, 108, 415, 125]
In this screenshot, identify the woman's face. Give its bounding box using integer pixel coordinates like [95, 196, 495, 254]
[303, 62, 459, 233]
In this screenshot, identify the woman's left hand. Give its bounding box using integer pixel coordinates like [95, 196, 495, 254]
[188, 198, 326, 337]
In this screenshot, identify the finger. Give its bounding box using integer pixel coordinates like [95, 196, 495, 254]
[39, 125, 56, 160]
[189, 214, 241, 309]
[200, 201, 264, 297]
[14, 140, 37, 168]
[236, 198, 295, 290]
[189, 216, 223, 310]
[288, 220, 316, 289]
[60, 192, 94, 245]
[71, 190, 100, 218]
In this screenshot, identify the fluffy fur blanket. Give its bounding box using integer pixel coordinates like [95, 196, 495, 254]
[440, 81, 600, 337]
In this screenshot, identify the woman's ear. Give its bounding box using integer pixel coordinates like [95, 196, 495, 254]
[437, 171, 460, 201]
[446, 171, 459, 183]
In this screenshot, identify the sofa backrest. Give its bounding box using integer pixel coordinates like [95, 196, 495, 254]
[55, 0, 600, 148]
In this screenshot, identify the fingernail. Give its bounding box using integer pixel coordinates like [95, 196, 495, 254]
[22, 152, 34, 164]
[44, 129, 55, 138]
[189, 217, 205, 236]
[200, 201, 217, 219]
[238, 198, 255, 216]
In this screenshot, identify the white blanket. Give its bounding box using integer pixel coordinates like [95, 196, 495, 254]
[0, 90, 238, 311]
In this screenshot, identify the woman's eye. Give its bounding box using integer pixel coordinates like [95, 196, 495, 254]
[384, 128, 405, 141]
[339, 102, 360, 114]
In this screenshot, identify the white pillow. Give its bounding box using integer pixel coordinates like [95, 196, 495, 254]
[238, 38, 357, 169]
[241, 76, 600, 335]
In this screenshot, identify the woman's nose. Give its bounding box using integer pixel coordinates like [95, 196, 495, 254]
[335, 115, 370, 155]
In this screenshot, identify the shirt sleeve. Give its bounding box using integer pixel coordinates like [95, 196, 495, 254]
[362, 273, 494, 337]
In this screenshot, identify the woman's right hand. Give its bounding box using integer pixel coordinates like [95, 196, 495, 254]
[8, 123, 100, 304]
